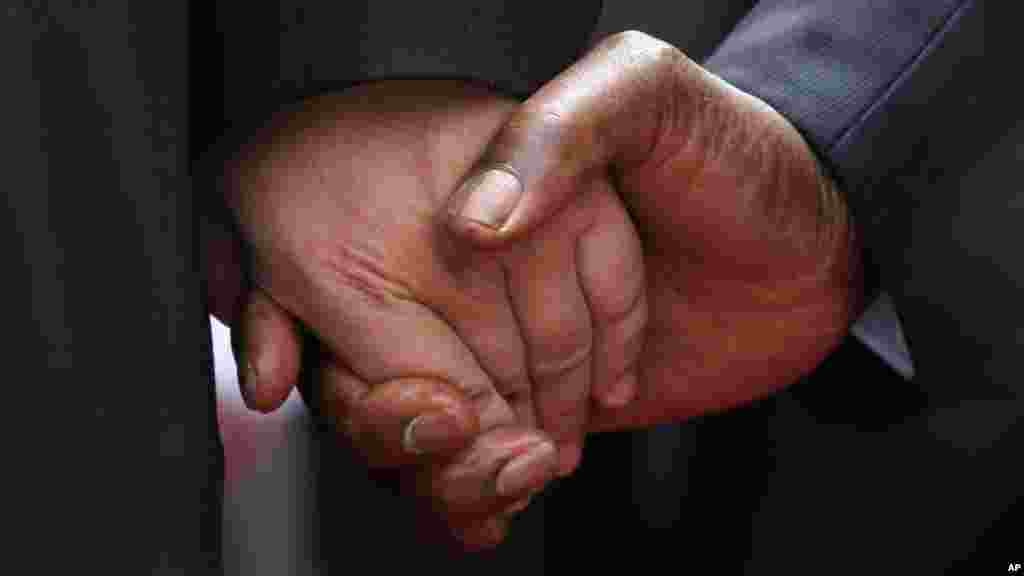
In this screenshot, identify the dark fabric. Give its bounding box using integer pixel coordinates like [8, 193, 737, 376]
[589, 0, 757, 61]
[3, 2, 221, 573]
[694, 1, 1020, 572]
[215, 0, 602, 138]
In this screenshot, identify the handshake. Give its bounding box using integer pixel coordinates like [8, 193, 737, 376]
[207, 33, 861, 549]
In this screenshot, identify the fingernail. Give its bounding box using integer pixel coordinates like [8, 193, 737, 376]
[403, 410, 463, 455]
[557, 441, 583, 477]
[244, 348, 278, 412]
[495, 442, 557, 498]
[450, 168, 522, 229]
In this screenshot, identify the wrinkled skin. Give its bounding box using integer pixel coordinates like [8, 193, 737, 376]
[444, 31, 863, 430]
[220, 79, 643, 546]
[215, 30, 862, 551]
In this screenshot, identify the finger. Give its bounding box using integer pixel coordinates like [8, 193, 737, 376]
[502, 494, 533, 516]
[503, 187, 597, 476]
[234, 289, 303, 413]
[410, 507, 509, 554]
[576, 178, 648, 407]
[446, 31, 688, 247]
[320, 360, 480, 468]
[451, 516, 508, 552]
[432, 242, 534, 426]
[418, 426, 557, 521]
[271, 263, 518, 432]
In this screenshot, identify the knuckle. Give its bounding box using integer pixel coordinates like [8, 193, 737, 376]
[499, 103, 571, 155]
[495, 368, 531, 400]
[530, 340, 592, 383]
[485, 347, 531, 394]
[605, 30, 658, 48]
[542, 401, 586, 424]
[501, 387, 533, 419]
[476, 339, 531, 398]
[604, 30, 680, 63]
[530, 312, 591, 351]
[473, 389, 518, 429]
[461, 376, 498, 404]
[602, 281, 647, 326]
[315, 243, 416, 308]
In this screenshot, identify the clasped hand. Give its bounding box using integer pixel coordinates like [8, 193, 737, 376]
[208, 32, 861, 549]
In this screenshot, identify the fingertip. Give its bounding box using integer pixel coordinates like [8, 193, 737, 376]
[556, 440, 583, 477]
[455, 517, 508, 551]
[494, 441, 558, 499]
[428, 426, 555, 520]
[503, 494, 533, 516]
[596, 371, 638, 409]
[239, 360, 269, 413]
[238, 290, 302, 413]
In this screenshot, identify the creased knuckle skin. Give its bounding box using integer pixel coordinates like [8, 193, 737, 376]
[602, 30, 685, 69]
[314, 243, 417, 307]
[601, 280, 646, 327]
[530, 341, 593, 383]
[498, 375, 532, 405]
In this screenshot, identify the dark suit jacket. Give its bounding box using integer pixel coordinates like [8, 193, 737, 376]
[6, 1, 1015, 573]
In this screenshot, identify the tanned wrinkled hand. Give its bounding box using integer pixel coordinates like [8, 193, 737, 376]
[446, 31, 863, 431]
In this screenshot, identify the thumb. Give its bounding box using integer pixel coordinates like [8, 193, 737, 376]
[234, 289, 303, 413]
[445, 31, 692, 246]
